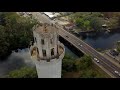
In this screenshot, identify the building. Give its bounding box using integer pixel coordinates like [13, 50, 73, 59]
[43, 12, 61, 19]
[109, 49, 119, 56]
[29, 23, 65, 78]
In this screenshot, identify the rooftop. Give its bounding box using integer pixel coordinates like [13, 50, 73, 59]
[34, 23, 58, 34]
[44, 12, 61, 18]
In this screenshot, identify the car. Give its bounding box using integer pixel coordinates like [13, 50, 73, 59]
[94, 58, 99, 63]
[114, 71, 119, 74]
[78, 43, 82, 46]
[96, 60, 99, 63]
[94, 58, 97, 61]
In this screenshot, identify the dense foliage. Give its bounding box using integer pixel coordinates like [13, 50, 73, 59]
[117, 41, 120, 52]
[69, 12, 105, 31]
[62, 54, 92, 72]
[0, 12, 38, 60]
[69, 12, 120, 31]
[7, 67, 37, 78]
[62, 54, 108, 78]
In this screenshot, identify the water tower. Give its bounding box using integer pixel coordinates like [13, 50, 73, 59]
[30, 23, 65, 78]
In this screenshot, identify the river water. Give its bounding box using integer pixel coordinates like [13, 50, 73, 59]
[80, 29, 120, 50]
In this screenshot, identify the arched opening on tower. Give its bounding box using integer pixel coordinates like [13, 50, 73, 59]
[34, 37, 37, 43]
[41, 39, 45, 45]
[51, 48, 54, 56]
[42, 49, 46, 57]
[31, 46, 39, 59]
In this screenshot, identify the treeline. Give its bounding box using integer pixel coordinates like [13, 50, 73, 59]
[69, 12, 120, 31]
[62, 54, 108, 78]
[117, 41, 120, 53]
[0, 12, 38, 60]
[69, 12, 105, 31]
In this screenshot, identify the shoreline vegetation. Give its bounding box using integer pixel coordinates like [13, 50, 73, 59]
[67, 12, 120, 33]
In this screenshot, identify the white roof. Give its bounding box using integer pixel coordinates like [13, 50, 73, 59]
[44, 12, 54, 18]
[44, 12, 53, 15]
[49, 15, 55, 18]
[44, 12, 60, 18]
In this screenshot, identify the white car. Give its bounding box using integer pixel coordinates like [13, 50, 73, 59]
[114, 71, 119, 74]
[78, 43, 82, 46]
[96, 60, 99, 63]
[94, 58, 97, 60]
[94, 58, 99, 63]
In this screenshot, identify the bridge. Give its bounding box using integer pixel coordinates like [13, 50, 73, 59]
[31, 12, 120, 78]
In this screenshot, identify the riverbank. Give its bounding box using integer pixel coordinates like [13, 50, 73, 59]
[80, 29, 120, 50]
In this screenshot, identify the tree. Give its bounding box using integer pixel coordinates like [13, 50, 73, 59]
[62, 54, 92, 72]
[83, 20, 91, 30]
[62, 58, 74, 72]
[90, 17, 104, 31]
[0, 25, 11, 60]
[0, 12, 38, 60]
[69, 12, 106, 31]
[80, 69, 96, 78]
[80, 55, 92, 69]
[75, 18, 84, 27]
[7, 67, 38, 78]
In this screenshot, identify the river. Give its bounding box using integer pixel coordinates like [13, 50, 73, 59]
[80, 29, 120, 50]
[65, 46, 79, 58]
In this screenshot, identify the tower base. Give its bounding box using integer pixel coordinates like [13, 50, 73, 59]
[35, 58, 62, 78]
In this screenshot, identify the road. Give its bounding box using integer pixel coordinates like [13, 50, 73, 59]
[31, 12, 120, 78]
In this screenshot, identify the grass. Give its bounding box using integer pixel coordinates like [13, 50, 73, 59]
[91, 63, 110, 78]
[62, 72, 80, 78]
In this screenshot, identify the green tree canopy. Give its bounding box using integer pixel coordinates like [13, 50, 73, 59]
[7, 67, 38, 78]
[0, 12, 38, 60]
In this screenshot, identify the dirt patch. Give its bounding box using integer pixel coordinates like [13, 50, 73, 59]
[63, 72, 80, 78]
